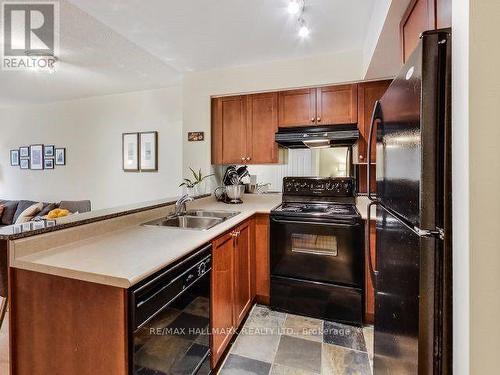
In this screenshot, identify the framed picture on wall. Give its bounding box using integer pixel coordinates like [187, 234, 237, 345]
[44, 145, 55, 157]
[44, 159, 54, 169]
[139, 131, 158, 172]
[122, 133, 139, 171]
[19, 146, 29, 158]
[20, 159, 29, 170]
[55, 148, 66, 165]
[30, 145, 44, 170]
[10, 150, 19, 166]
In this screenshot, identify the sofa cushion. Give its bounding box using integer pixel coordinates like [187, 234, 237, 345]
[0, 205, 4, 221]
[59, 200, 91, 213]
[15, 202, 44, 224]
[0, 200, 19, 225]
[13, 200, 38, 223]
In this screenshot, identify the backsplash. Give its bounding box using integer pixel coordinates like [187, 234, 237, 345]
[213, 148, 349, 192]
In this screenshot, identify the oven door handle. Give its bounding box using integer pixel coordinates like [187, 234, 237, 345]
[366, 201, 378, 286]
[271, 217, 356, 228]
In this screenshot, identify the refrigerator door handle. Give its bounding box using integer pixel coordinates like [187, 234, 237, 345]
[378, 203, 444, 239]
[366, 201, 379, 285]
[367, 100, 382, 201]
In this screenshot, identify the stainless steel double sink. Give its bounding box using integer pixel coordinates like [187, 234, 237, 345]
[143, 210, 240, 230]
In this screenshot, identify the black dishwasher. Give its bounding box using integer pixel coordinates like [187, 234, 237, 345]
[129, 244, 212, 375]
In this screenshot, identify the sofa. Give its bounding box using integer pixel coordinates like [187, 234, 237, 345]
[0, 199, 91, 228]
[0, 199, 91, 301]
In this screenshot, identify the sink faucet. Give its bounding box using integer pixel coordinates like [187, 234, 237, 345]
[174, 194, 194, 216]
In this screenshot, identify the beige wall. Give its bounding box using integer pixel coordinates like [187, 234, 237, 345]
[182, 50, 365, 178]
[0, 87, 183, 209]
[468, 0, 500, 373]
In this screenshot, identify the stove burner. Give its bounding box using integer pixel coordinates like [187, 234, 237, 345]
[274, 202, 358, 218]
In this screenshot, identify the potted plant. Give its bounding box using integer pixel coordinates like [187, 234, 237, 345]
[179, 168, 214, 197]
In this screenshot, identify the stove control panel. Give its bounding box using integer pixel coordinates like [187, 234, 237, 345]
[283, 177, 355, 197]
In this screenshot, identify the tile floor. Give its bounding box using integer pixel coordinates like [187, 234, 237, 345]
[219, 305, 373, 375]
[0, 304, 374, 375]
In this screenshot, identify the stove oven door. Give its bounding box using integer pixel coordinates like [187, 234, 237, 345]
[270, 216, 364, 287]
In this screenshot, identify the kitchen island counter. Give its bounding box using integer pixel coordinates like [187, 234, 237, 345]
[9, 194, 282, 288]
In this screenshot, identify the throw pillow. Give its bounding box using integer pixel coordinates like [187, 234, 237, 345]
[1, 200, 19, 225]
[0, 205, 4, 221]
[14, 202, 44, 224]
[36, 203, 57, 217]
[13, 200, 38, 223]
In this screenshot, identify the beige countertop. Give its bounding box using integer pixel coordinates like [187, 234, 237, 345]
[10, 194, 282, 288]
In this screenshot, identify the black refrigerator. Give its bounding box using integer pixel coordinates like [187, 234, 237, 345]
[366, 29, 452, 375]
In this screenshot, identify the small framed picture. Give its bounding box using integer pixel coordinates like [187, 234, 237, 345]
[55, 148, 66, 165]
[44, 159, 54, 169]
[122, 133, 139, 171]
[140, 131, 158, 172]
[44, 145, 55, 157]
[20, 158, 30, 169]
[10, 150, 20, 166]
[19, 146, 29, 158]
[30, 145, 44, 170]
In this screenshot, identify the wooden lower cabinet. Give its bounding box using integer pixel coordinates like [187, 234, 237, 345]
[233, 219, 254, 327]
[210, 218, 256, 368]
[254, 214, 270, 304]
[9, 268, 128, 375]
[211, 231, 236, 368]
[365, 219, 377, 323]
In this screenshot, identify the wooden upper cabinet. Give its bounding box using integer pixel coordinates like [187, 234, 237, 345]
[212, 95, 247, 165]
[317, 84, 358, 125]
[278, 85, 358, 128]
[357, 80, 391, 164]
[401, 0, 451, 63]
[247, 93, 279, 164]
[233, 220, 253, 327]
[278, 88, 316, 127]
[211, 232, 235, 367]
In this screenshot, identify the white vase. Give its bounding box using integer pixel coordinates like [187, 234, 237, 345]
[186, 186, 199, 197]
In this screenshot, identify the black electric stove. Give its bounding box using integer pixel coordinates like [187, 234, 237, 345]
[270, 177, 364, 326]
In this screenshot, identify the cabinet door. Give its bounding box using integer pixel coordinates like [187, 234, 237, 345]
[278, 88, 316, 128]
[211, 233, 235, 367]
[233, 220, 253, 327]
[247, 93, 279, 164]
[316, 84, 358, 125]
[357, 80, 391, 164]
[254, 214, 270, 305]
[211, 96, 247, 164]
[401, 0, 435, 63]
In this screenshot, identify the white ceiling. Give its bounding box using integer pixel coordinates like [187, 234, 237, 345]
[1, 0, 379, 107]
[67, 0, 376, 72]
[0, 0, 181, 107]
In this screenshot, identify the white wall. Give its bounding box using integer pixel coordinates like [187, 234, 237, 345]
[452, 0, 469, 373]
[0, 87, 183, 209]
[182, 50, 365, 181]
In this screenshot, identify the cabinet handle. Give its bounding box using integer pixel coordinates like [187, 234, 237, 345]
[241, 157, 245, 162]
[317, 116, 321, 122]
[246, 157, 251, 161]
[360, 155, 364, 160]
[230, 231, 238, 237]
[311, 117, 315, 122]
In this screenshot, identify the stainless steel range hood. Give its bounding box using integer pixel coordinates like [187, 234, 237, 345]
[275, 125, 360, 149]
